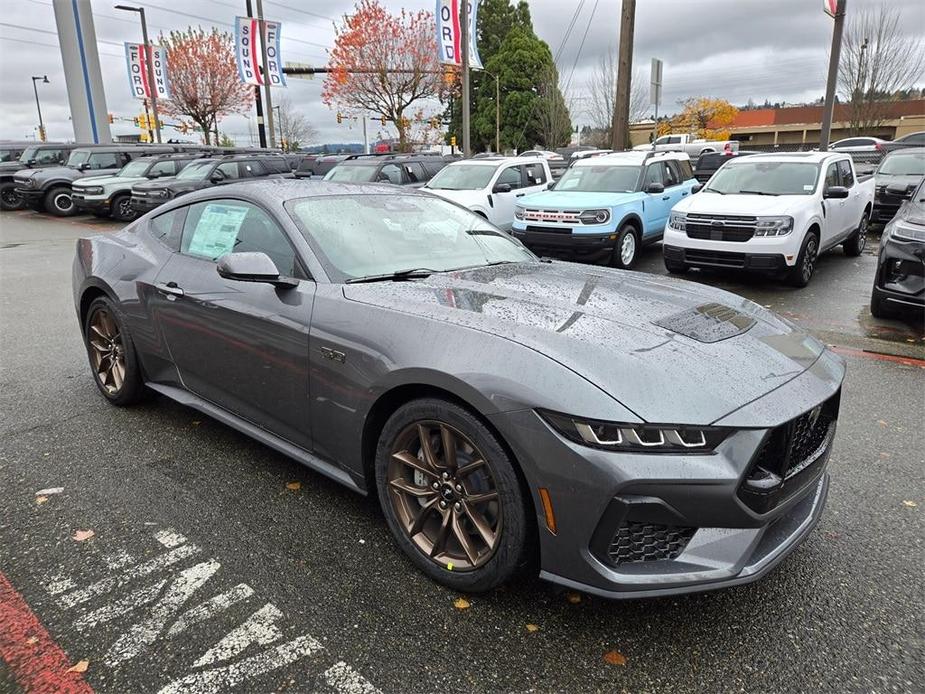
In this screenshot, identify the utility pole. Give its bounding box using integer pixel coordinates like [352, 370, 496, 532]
[255, 0, 276, 148]
[494, 72, 500, 154]
[819, 0, 846, 151]
[610, 0, 636, 151]
[31, 75, 48, 142]
[460, 0, 471, 156]
[245, 0, 267, 148]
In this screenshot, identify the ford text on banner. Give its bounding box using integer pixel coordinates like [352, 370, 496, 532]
[124, 43, 171, 100]
[235, 16, 287, 87]
[435, 0, 460, 65]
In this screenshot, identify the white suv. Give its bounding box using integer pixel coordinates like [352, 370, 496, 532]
[423, 157, 551, 229]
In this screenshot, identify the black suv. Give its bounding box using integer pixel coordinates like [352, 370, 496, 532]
[870, 176, 925, 318]
[1, 143, 80, 211]
[322, 153, 451, 186]
[871, 148, 925, 225]
[14, 144, 176, 216]
[131, 154, 293, 214]
[693, 150, 759, 182]
[294, 154, 350, 179]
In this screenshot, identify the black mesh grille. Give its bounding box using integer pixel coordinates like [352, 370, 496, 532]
[606, 523, 696, 565]
[686, 224, 755, 242]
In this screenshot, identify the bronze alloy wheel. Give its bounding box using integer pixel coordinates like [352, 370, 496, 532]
[387, 421, 502, 571]
[87, 308, 126, 394]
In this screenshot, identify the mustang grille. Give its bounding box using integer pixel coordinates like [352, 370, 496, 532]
[607, 523, 696, 565]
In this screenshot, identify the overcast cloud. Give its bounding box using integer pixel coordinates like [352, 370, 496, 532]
[0, 0, 922, 145]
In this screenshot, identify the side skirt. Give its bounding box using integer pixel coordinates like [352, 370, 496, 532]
[146, 383, 366, 495]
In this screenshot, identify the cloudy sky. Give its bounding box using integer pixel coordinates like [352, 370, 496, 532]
[0, 0, 922, 145]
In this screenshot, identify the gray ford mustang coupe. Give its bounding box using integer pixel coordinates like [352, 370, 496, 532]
[73, 180, 844, 598]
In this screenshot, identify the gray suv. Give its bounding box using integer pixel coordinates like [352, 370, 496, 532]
[0, 143, 77, 211]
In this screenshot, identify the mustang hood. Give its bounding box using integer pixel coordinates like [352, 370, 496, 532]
[518, 190, 639, 209]
[344, 261, 826, 425]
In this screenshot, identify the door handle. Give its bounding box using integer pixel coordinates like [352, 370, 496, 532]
[516, 193, 525, 197]
[155, 281, 184, 298]
[681, 192, 689, 196]
[662, 195, 670, 200]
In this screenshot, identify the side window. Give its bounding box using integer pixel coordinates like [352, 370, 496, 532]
[378, 163, 403, 184]
[150, 161, 176, 176]
[664, 161, 682, 187]
[242, 160, 266, 177]
[643, 163, 666, 187]
[667, 136, 682, 145]
[676, 159, 694, 181]
[496, 166, 522, 189]
[37, 149, 64, 164]
[181, 199, 299, 276]
[216, 162, 240, 180]
[148, 207, 185, 251]
[823, 163, 840, 189]
[524, 162, 547, 186]
[901, 133, 925, 145]
[87, 152, 120, 169]
[837, 159, 854, 187]
[405, 162, 427, 183]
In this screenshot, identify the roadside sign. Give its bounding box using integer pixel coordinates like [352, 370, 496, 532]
[650, 58, 663, 107]
[284, 62, 314, 80]
[823, 0, 838, 18]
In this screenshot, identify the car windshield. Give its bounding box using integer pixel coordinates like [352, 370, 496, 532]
[176, 161, 216, 180]
[878, 152, 925, 176]
[66, 150, 92, 167]
[425, 164, 496, 190]
[705, 161, 819, 195]
[118, 160, 152, 178]
[554, 165, 639, 193]
[287, 194, 535, 282]
[324, 164, 379, 183]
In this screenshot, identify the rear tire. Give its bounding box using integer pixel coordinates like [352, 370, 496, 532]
[843, 211, 869, 257]
[0, 181, 25, 211]
[375, 398, 531, 593]
[610, 223, 639, 269]
[110, 193, 137, 222]
[44, 186, 76, 217]
[787, 231, 819, 288]
[83, 297, 145, 406]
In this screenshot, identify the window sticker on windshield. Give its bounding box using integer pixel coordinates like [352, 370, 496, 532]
[803, 185, 814, 191]
[187, 204, 248, 259]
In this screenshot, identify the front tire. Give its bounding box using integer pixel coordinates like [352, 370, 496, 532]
[787, 231, 819, 288]
[83, 297, 145, 405]
[44, 186, 76, 217]
[664, 256, 689, 274]
[610, 223, 639, 269]
[843, 211, 869, 257]
[110, 193, 137, 222]
[375, 398, 531, 593]
[0, 181, 25, 210]
[870, 290, 891, 318]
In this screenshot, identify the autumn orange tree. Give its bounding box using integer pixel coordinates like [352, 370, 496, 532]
[668, 97, 738, 141]
[159, 28, 253, 144]
[323, 0, 447, 152]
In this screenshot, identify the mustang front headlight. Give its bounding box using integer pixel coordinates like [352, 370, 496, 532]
[668, 211, 686, 231]
[753, 216, 793, 236]
[578, 209, 610, 225]
[539, 410, 731, 453]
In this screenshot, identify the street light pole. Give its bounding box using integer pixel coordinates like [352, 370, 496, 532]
[460, 0, 470, 156]
[819, 0, 847, 151]
[115, 4, 162, 143]
[31, 75, 48, 142]
[273, 105, 284, 149]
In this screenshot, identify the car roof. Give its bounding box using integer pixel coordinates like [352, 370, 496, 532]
[575, 150, 691, 167]
[729, 151, 842, 163]
[885, 147, 925, 156]
[163, 179, 430, 206]
[446, 156, 542, 166]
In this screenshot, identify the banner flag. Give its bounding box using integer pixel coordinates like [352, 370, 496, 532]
[124, 43, 171, 100]
[235, 16, 287, 87]
[435, 1, 482, 69]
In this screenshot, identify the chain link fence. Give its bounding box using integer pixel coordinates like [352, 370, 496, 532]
[741, 143, 885, 173]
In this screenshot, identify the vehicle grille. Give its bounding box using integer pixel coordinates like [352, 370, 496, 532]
[686, 214, 757, 242]
[739, 391, 840, 513]
[683, 248, 747, 268]
[524, 225, 572, 234]
[607, 523, 696, 565]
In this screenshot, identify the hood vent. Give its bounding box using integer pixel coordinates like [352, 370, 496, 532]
[654, 302, 756, 343]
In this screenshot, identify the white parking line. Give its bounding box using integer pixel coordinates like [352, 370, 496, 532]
[324, 661, 384, 694]
[167, 583, 254, 637]
[193, 602, 284, 667]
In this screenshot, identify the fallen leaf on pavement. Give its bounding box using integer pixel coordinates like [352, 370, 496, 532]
[902, 500, 918, 508]
[36, 496, 48, 505]
[879, 452, 891, 459]
[877, 420, 888, 428]
[526, 624, 540, 632]
[72, 530, 95, 542]
[286, 481, 301, 491]
[603, 650, 627, 666]
[453, 597, 470, 610]
[26, 636, 38, 645]
[192, 420, 201, 426]
[35, 487, 64, 496]
[66, 660, 89, 673]
[565, 592, 582, 604]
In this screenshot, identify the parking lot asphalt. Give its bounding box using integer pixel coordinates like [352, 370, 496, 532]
[1, 209, 923, 694]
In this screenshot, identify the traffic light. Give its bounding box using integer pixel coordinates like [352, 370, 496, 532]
[107, 113, 114, 124]
[450, 135, 457, 147]
[336, 113, 342, 124]
[133, 116, 140, 127]
[38, 125, 46, 142]
[179, 122, 189, 135]
[380, 116, 386, 126]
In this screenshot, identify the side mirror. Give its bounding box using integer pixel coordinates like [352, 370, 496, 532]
[209, 171, 225, 184]
[691, 183, 703, 194]
[78, 162, 90, 171]
[646, 182, 665, 194]
[216, 252, 298, 288]
[887, 183, 913, 198]
[148, 171, 161, 179]
[823, 185, 849, 199]
[493, 182, 512, 194]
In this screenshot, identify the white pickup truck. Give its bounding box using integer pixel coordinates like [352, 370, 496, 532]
[634, 133, 739, 158]
[663, 151, 874, 287]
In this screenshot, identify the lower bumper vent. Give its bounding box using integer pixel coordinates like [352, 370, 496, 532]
[607, 523, 696, 565]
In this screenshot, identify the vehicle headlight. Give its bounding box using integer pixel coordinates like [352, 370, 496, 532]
[578, 209, 610, 225]
[514, 206, 525, 220]
[17, 178, 35, 188]
[82, 186, 103, 195]
[753, 216, 793, 236]
[155, 190, 170, 198]
[891, 219, 925, 242]
[539, 410, 731, 453]
[668, 211, 687, 230]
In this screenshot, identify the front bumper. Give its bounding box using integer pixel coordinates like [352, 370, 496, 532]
[490, 350, 844, 599]
[663, 226, 800, 269]
[664, 244, 787, 272]
[510, 224, 616, 261]
[71, 193, 110, 213]
[131, 194, 168, 213]
[14, 187, 44, 205]
[872, 235, 925, 313]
